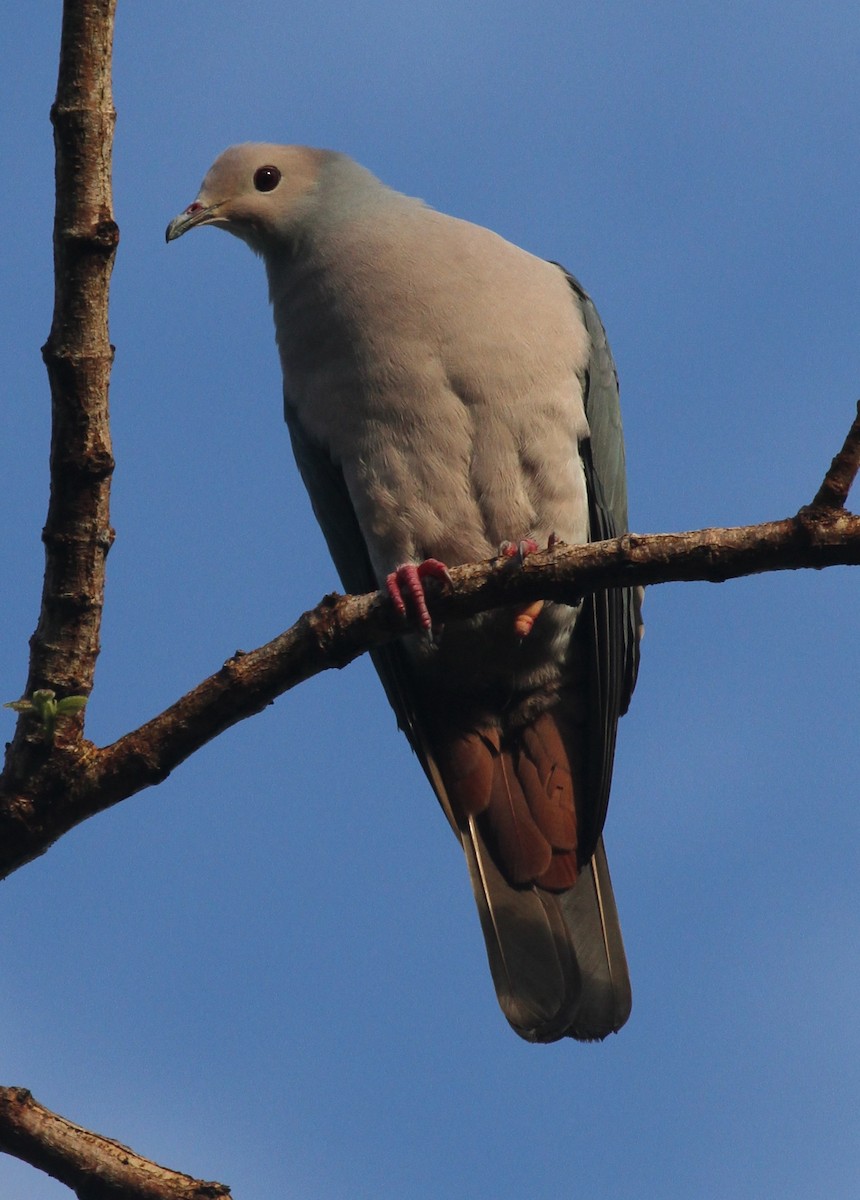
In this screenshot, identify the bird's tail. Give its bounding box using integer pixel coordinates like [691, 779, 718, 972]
[407, 692, 630, 1042]
[462, 825, 631, 1042]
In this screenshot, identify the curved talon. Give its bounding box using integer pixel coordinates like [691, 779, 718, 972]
[386, 558, 452, 631]
[499, 538, 539, 565]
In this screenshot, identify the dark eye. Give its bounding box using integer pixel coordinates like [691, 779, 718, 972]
[253, 165, 281, 192]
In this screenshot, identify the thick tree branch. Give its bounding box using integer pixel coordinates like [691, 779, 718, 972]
[0, 1088, 230, 1200]
[4, 0, 118, 791]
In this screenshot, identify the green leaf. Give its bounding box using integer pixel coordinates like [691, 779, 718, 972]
[4, 689, 87, 738]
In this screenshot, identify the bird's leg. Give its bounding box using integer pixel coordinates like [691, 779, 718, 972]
[499, 536, 554, 638]
[386, 559, 453, 632]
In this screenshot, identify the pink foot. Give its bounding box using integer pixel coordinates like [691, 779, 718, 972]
[386, 559, 453, 631]
[498, 537, 552, 638]
[513, 600, 545, 638]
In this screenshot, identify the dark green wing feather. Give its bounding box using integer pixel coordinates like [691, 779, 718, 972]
[559, 270, 641, 856]
[283, 402, 432, 771]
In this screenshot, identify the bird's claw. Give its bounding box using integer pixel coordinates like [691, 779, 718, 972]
[386, 559, 452, 631]
[499, 538, 540, 565]
[498, 537, 551, 638]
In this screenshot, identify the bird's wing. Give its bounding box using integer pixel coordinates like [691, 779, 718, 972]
[283, 401, 456, 823]
[561, 270, 641, 854]
[284, 398, 376, 598]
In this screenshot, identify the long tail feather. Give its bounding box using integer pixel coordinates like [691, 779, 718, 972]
[463, 821, 630, 1042]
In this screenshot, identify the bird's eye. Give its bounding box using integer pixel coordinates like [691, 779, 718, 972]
[253, 166, 281, 192]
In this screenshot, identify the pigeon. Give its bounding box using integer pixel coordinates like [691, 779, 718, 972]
[167, 144, 641, 1041]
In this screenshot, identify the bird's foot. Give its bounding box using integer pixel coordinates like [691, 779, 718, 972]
[512, 599, 545, 638]
[499, 538, 540, 565]
[386, 559, 453, 632]
[498, 537, 553, 638]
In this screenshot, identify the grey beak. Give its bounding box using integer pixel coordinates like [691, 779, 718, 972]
[165, 201, 221, 243]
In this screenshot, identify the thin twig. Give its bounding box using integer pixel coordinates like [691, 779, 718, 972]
[810, 398, 860, 510]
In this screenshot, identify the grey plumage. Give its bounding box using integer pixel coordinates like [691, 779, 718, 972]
[167, 145, 640, 1041]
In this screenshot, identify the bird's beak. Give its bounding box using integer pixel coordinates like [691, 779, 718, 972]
[165, 200, 223, 243]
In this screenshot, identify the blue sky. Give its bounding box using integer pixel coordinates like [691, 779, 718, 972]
[1, 3, 858, 1197]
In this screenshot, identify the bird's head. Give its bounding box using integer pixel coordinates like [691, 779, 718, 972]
[165, 143, 330, 255]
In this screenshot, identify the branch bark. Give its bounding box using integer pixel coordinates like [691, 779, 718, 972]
[811, 399, 860, 509]
[5, 0, 118, 792]
[0, 1088, 230, 1200]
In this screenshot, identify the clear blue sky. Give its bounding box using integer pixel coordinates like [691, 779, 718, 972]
[2, 3, 858, 1197]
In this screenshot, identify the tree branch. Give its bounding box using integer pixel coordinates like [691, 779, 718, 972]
[810, 398, 860, 510]
[0, 1088, 230, 1200]
[4, 0, 118, 792]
